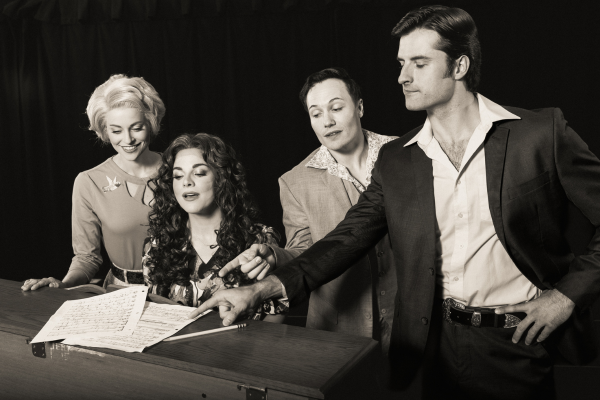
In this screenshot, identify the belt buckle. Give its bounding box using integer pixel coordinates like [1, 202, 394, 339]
[444, 298, 523, 328]
[503, 313, 522, 328]
[442, 298, 465, 326]
[443, 298, 482, 327]
[471, 311, 481, 327]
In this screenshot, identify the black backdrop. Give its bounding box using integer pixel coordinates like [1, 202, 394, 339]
[1, 0, 598, 283]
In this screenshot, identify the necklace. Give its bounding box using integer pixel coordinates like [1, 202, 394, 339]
[193, 236, 218, 248]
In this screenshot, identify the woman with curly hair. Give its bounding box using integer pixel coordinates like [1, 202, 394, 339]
[142, 133, 288, 320]
[23, 74, 165, 291]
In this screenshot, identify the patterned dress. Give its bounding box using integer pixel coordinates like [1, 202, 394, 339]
[142, 225, 288, 319]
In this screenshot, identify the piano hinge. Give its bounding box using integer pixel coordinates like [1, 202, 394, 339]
[31, 342, 46, 358]
[237, 384, 267, 400]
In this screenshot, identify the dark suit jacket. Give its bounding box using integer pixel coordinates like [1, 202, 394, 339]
[273, 107, 600, 374]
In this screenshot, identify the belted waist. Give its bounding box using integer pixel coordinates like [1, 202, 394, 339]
[442, 298, 526, 328]
[110, 263, 145, 285]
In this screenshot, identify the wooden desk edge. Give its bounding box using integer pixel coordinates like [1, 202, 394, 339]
[1, 326, 334, 399]
[319, 339, 379, 395]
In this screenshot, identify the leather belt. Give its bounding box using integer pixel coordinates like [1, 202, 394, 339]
[110, 263, 145, 285]
[442, 298, 526, 328]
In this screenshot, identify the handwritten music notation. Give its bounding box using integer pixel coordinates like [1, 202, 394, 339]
[63, 302, 211, 352]
[31, 287, 148, 344]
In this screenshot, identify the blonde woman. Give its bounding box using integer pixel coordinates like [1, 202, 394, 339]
[22, 74, 165, 291]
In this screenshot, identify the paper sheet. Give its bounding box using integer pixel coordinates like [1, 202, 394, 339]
[31, 286, 148, 343]
[62, 302, 212, 352]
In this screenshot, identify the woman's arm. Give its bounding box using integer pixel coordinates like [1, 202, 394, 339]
[68, 173, 104, 282]
[22, 173, 103, 291]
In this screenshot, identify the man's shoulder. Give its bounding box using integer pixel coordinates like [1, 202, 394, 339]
[499, 106, 561, 129]
[378, 125, 423, 154]
[495, 107, 570, 146]
[280, 148, 323, 183]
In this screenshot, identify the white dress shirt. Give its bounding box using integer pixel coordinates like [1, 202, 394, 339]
[405, 94, 542, 307]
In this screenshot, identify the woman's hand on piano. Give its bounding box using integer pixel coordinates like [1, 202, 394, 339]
[21, 277, 66, 291]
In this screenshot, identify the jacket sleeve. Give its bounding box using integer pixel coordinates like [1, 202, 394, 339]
[272, 152, 389, 305]
[552, 108, 600, 309]
[269, 176, 313, 266]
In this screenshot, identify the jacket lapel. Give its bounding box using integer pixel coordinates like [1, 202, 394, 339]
[320, 170, 352, 210]
[484, 125, 509, 250]
[411, 145, 437, 260]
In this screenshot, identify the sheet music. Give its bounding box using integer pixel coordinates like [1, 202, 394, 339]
[63, 302, 211, 352]
[31, 286, 148, 343]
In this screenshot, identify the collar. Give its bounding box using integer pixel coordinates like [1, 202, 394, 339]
[404, 93, 520, 148]
[305, 129, 396, 190]
[306, 129, 392, 170]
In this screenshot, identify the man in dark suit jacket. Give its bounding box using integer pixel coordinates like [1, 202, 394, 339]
[193, 5, 600, 399]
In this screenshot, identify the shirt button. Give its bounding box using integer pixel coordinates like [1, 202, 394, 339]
[380, 291, 386, 295]
[457, 180, 461, 184]
[458, 213, 463, 218]
[454, 277, 459, 281]
[377, 251, 384, 257]
[421, 317, 428, 325]
[381, 309, 387, 314]
[365, 313, 371, 320]
[429, 268, 435, 276]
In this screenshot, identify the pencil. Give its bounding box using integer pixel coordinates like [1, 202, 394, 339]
[163, 323, 247, 342]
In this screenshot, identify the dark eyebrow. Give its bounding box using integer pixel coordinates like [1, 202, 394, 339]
[308, 97, 345, 110]
[173, 163, 207, 171]
[397, 56, 432, 62]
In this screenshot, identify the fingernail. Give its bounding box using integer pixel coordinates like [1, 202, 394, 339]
[254, 257, 261, 263]
[224, 319, 231, 326]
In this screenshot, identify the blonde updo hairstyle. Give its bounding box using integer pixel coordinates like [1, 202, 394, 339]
[86, 74, 166, 143]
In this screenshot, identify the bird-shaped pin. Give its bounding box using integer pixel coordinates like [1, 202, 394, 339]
[102, 176, 122, 192]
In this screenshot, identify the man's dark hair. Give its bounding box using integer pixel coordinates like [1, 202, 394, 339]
[391, 5, 481, 92]
[299, 67, 362, 112]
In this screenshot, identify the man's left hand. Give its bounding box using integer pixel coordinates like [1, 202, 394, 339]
[495, 289, 575, 345]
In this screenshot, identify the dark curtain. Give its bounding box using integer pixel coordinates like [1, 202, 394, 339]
[1, 0, 598, 282]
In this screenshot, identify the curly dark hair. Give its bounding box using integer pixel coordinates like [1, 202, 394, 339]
[147, 133, 261, 289]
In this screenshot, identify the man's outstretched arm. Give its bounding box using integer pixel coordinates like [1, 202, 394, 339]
[192, 149, 392, 323]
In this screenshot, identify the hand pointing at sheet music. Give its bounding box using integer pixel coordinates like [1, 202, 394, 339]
[189, 275, 284, 325]
[218, 244, 276, 281]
